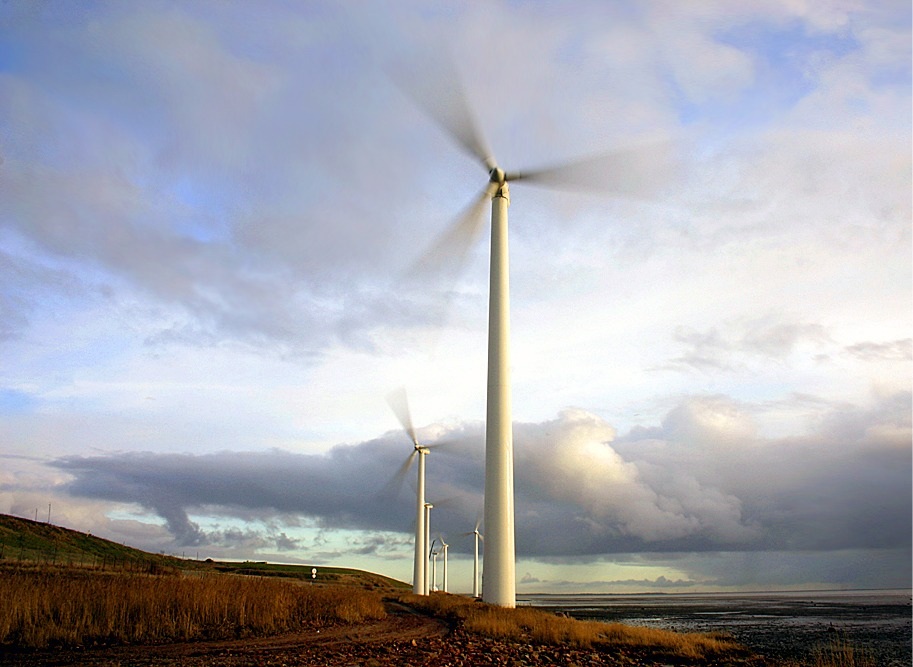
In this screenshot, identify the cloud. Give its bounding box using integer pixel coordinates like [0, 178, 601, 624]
[516, 408, 758, 546]
[524, 573, 702, 591]
[2, 0, 907, 364]
[49, 391, 910, 560]
[0, 4, 429, 357]
[662, 318, 833, 373]
[844, 338, 912, 361]
[671, 548, 913, 591]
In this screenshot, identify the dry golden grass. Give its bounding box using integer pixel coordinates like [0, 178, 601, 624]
[400, 592, 742, 659]
[0, 568, 386, 648]
[776, 637, 877, 667]
[807, 637, 876, 667]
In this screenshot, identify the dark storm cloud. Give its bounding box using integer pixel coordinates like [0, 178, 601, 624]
[53, 391, 911, 557]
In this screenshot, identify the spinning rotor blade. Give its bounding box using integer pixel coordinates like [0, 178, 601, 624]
[378, 449, 418, 500]
[386, 386, 417, 445]
[507, 141, 679, 198]
[425, 495, 459, 510]
[404, 186, 494, 281]
[423, 437, 461, 453]
[389, 52, 496, 171]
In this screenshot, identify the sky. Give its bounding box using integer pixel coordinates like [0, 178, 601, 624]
[0, 1, 910, 595]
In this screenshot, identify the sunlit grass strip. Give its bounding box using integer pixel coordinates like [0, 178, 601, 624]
[808, 636, 876, 667]
[0, 569, 386, 648]
[775, 636, 878, 667]
[401, 593, 742, 658]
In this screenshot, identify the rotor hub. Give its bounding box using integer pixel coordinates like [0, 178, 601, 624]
[488, 166, 506, 185]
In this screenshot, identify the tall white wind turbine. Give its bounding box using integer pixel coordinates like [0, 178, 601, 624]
[398, 59, 676, 608]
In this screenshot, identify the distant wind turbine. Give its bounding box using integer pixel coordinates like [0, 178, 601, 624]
[424, 502, 433, 595]
[386, 387, 432, 596]
[429, 540, 439, 592]
[397, 58, 675, 607]
[440, 536, 449, 593]
[462, 516, 484, 598]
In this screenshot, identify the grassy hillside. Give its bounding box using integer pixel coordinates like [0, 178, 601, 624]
[210, 559, 408, 589]
[0, 513, 408, 589]
[0, 513, 178, 570]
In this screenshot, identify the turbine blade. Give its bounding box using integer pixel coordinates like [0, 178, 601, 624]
[424, 437, 463, 454]
[404, 187, 492, 282]
[507, 141, 680, 198]
[386, 387, 417, 445]
[425, 495, 459, 510]
[389, 52, 496, 171]
[378, 450, 418, 500]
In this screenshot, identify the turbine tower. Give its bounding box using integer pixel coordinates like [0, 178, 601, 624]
[484, 168, 514, 606]
[463, 516, 484, 598]
[423, 502, 433, 595]
[398, 59, 675, 608]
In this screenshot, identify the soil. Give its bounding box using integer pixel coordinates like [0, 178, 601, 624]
[0, 599, 765, 667]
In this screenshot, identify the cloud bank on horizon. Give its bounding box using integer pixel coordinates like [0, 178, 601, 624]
[54, 393, 911, 554]
[0, 1, 909, 591]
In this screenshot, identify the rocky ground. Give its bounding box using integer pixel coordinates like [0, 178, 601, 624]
[1, 599, 767, 667]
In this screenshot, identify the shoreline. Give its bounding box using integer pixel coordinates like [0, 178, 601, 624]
[523, 589, 912, 667]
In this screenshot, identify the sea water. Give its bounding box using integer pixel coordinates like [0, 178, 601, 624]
[518, 589, 912, 666]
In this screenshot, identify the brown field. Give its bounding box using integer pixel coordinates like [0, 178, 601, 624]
[0, 564, 385, 649]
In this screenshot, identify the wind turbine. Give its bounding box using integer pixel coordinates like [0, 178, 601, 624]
[427, 534, 449, 593]
[423, 502, 433, 595]
[386, 387, 430, 596]
[398, 59, 676, 608]
[462, 516, 484, 598]
[439, 536, 449, 593]
[429, 539, 440, 592]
